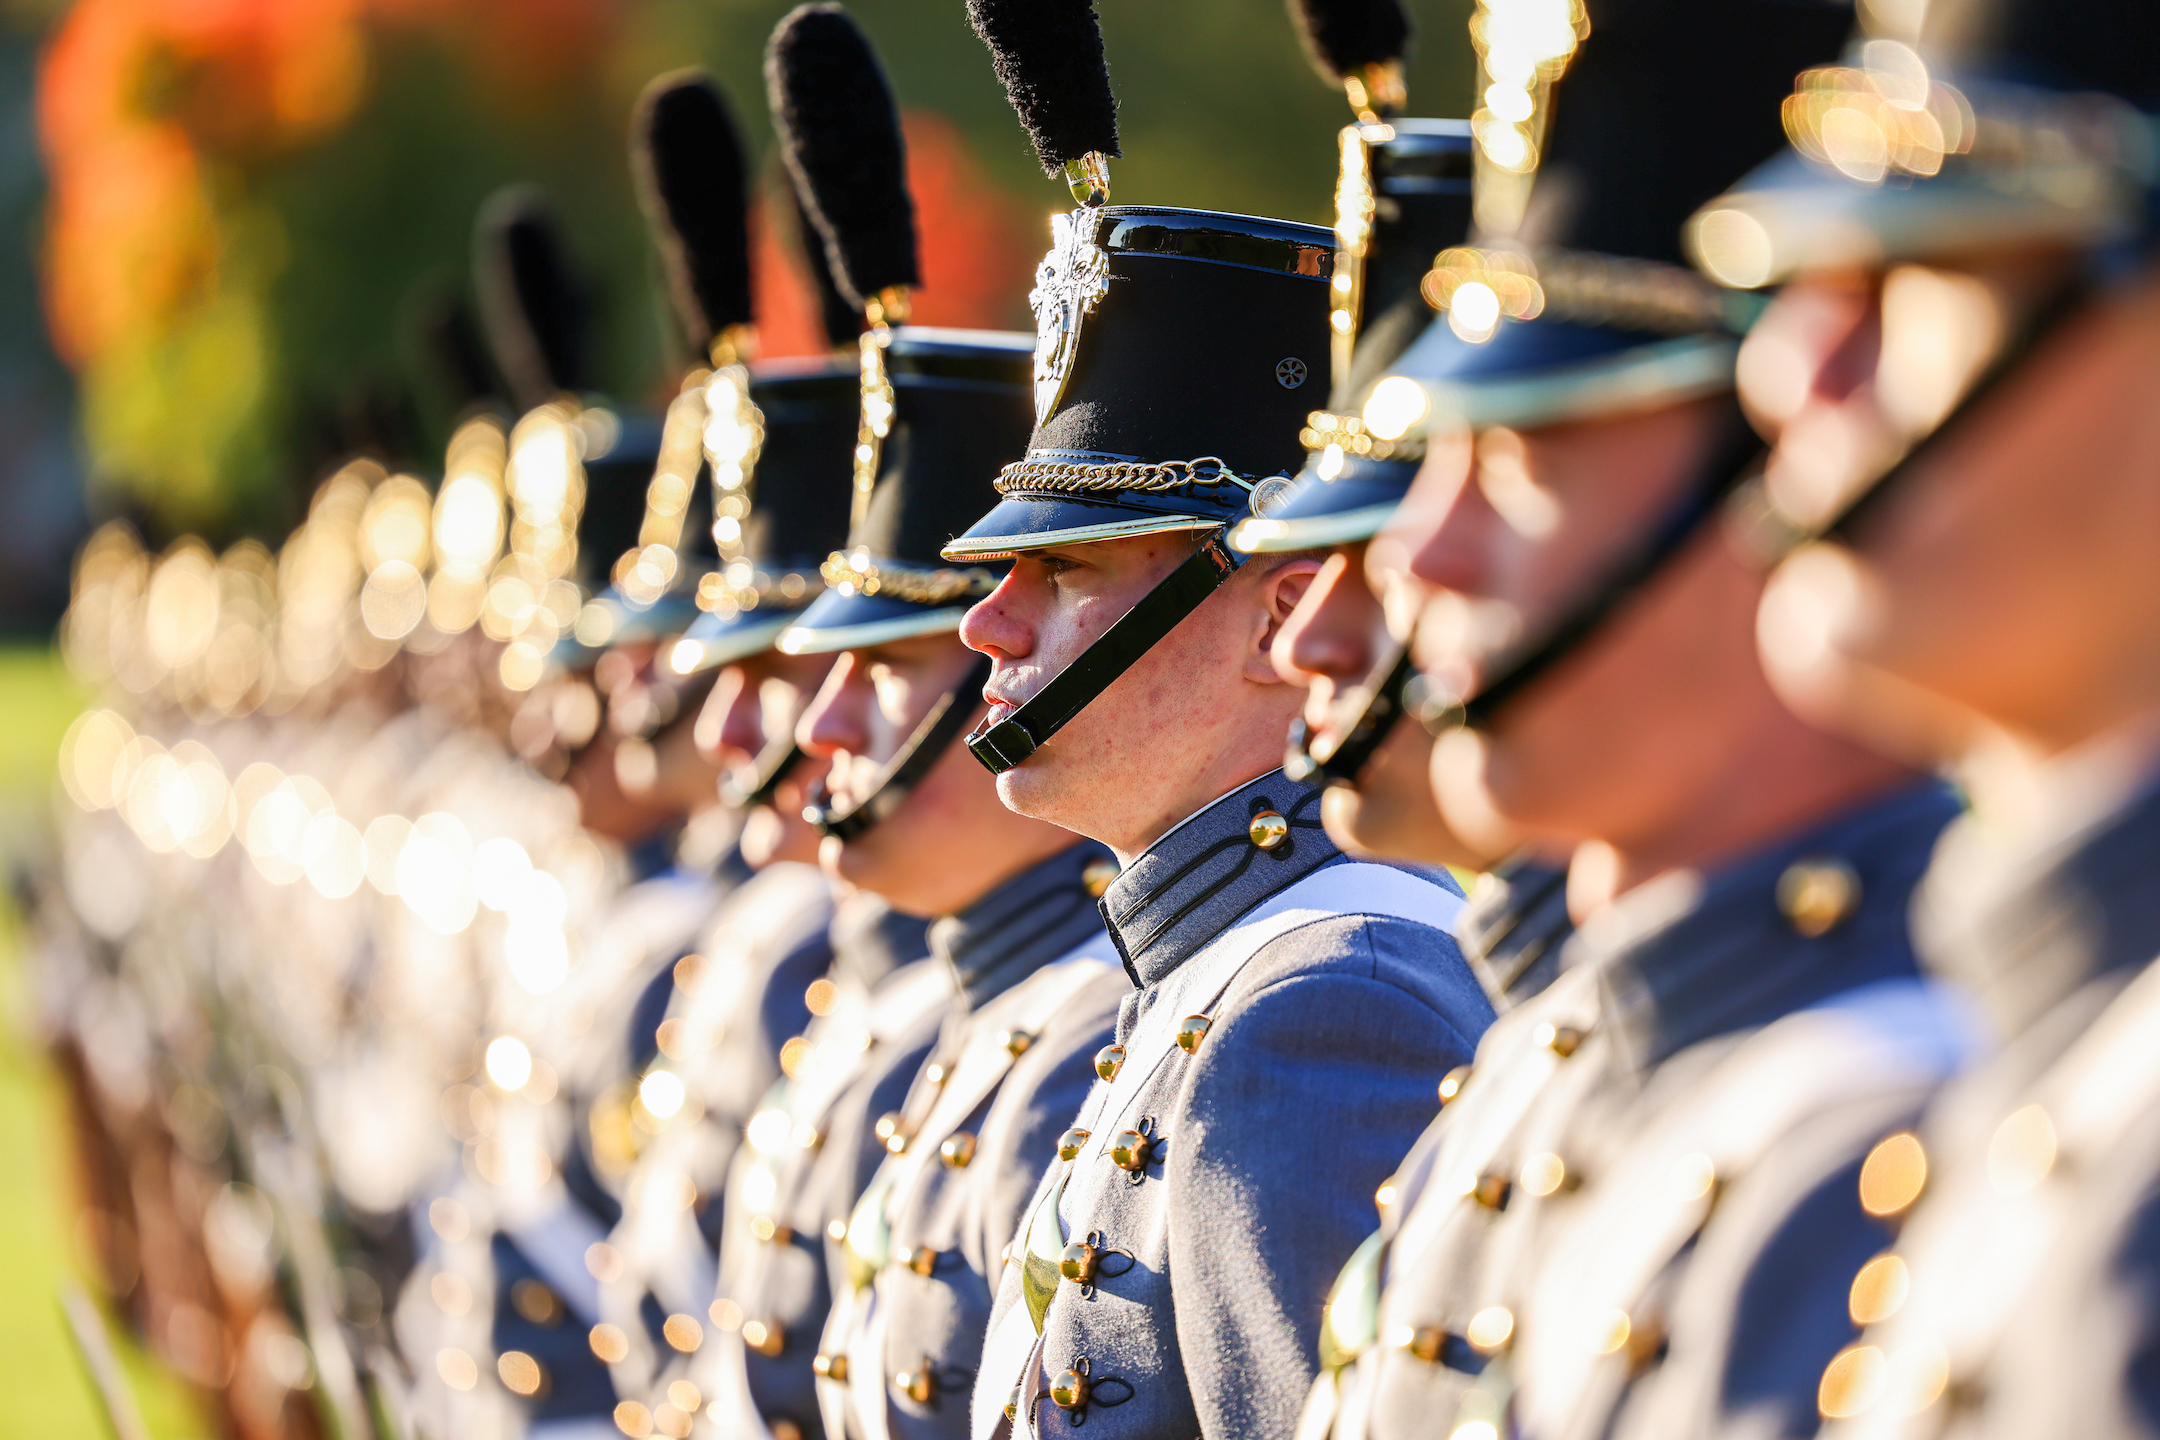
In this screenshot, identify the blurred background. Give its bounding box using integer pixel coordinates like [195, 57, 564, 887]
[0, 0, 1474, 1429]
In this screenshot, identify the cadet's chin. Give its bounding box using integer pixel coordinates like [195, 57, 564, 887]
[1321, 721, 1497, 869]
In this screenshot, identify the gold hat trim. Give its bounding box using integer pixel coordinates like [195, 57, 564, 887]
[992, 455, 1257, 498]
[818, 550, 1000, 607]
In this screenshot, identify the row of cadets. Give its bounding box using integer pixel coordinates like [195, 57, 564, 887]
[1268, 0, 1981, 1437]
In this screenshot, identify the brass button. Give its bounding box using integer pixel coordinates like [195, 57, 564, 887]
[1005, 1384, 1023, 1420]
[923, 1062, 947, 1085]
[1082, 859, 1120, 898]
[770, 1424, 803, 1440]
[1532, 1022, 1585, 1057]
[750, 1214, 793, 1245]
[940, 1132, 977, 1168]
[875, 1112, 904, 1145]
[899, 1246, 941, 1276]
[1059, 1240, 1099, 1285]
[1777, 857, 1861, 937]
[1109, 1130, 1152, 1173]
[1057, 1127, 1091, 1161]
[1395, 1325, 1444, 1362]
[1437, 1065, 1471, 1104]
[511, 1278, 561, 1325]
[1469, 1173, 1511, 1210]
[1050, 1369, 1090, 1410]
[896, 1367, 935, 1404]
[1249, 810, 1290, 849]
[1176, 1014, 1211, 1054]
[1000, 1028, 1034, 1057]
[813, 1352, 850, 1382]
[1094, 1045, 1124, 1082]
[742, 1319, 784, 1357]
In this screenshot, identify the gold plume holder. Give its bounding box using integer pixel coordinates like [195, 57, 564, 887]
[852, 286, 912, 533]
[1465, 0, 1589, 237]
[1343, 60, 1406, 124]
[1063, 153, 1112, 208]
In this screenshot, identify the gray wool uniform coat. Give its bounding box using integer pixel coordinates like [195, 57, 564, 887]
[698, 894, 950, 1440]
[1303, 782, 1965, 1440]
[1821, 773, 2160, 1440]
[974, 770, 1492, 1440]
[819, 842, 1129, 1440]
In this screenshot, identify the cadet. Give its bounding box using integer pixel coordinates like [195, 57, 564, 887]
[1235, 0, 1573, 1010]
[691, 14, 1118, 1440]
[1299, 3, 1972, 1439]
[1682, 0, 2160, 1429]
[943, 4, 1489, 1436]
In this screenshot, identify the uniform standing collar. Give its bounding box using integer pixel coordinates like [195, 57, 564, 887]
[928, 842, 1115, 1010]
[1581, 780, 1959, 1072]
[1917, 766, 2160, 1041]
[1459, 856, 1574, 1011]
[829, 892, 933, 991]
[1098, 769, 1340, 988]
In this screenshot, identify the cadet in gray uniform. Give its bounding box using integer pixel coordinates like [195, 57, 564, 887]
[695, 15, 1108, 1440]
[939, 6, 1490, 1436]
[1684, 0, 2160, 1430]
[1299, 5, 1976, 1440]
[1232, 0, 1510, 876]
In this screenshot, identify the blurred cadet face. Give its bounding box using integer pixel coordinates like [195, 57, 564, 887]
[1745, 258, 2160, 761]
[1268, 540, 1506, 868]
[796, 631, 1075, 916]
[694, 649, 836, 869]
[1373, 398, 1835, 867]
[959, 533, 1318, 862]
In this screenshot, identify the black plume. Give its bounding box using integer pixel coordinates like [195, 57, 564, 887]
[473, 187, 589, 410]
[965, 0, 1118, 177]
[789, 183, 864, 348]
[630, 69, 755, 356]
[1285, 0, 1411, 85]
[765, 4, 919, 309]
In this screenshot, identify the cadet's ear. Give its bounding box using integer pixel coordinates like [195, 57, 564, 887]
[1247, 553, 1324, 682]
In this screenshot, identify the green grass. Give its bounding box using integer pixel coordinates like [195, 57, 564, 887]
[0, 647, 207, 1437]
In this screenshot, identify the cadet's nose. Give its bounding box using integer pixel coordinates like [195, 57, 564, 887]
[797, 651, 871, 759]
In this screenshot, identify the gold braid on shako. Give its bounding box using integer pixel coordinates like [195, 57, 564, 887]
[992, 455, 1259, 497]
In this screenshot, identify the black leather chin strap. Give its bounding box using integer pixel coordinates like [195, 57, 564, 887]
[804, 652, 995, 842]
[1283, 643, 1414, 789]
[720, 734, 804, 811]
[965, 533, 1244, 775]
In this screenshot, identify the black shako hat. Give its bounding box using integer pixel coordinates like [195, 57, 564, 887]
[759, 4, 1038, 658]
[939, 207, 1335, 563]
[1369, 0, 1851, 445]
[1689, 0, 2160, 289]
[779, 328, 1036, 654]
[471, 187, 675, 624]
[1233, 0, 1474, 555]
[945, 0, 1341, 774]
[612, 68, 865, 674]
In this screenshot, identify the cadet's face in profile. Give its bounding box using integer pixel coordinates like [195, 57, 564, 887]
[1376, 399, 1769, 856]
[1268, 541, 1500, 867]
[1747, 261, 2160, 758]
[695, 649, 836, 868]
[961, 533, 1316, 861]
[796, 631, 1075, 915]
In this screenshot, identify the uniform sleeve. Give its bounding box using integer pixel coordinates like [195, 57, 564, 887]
[1168, 917, 1489, 1440]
